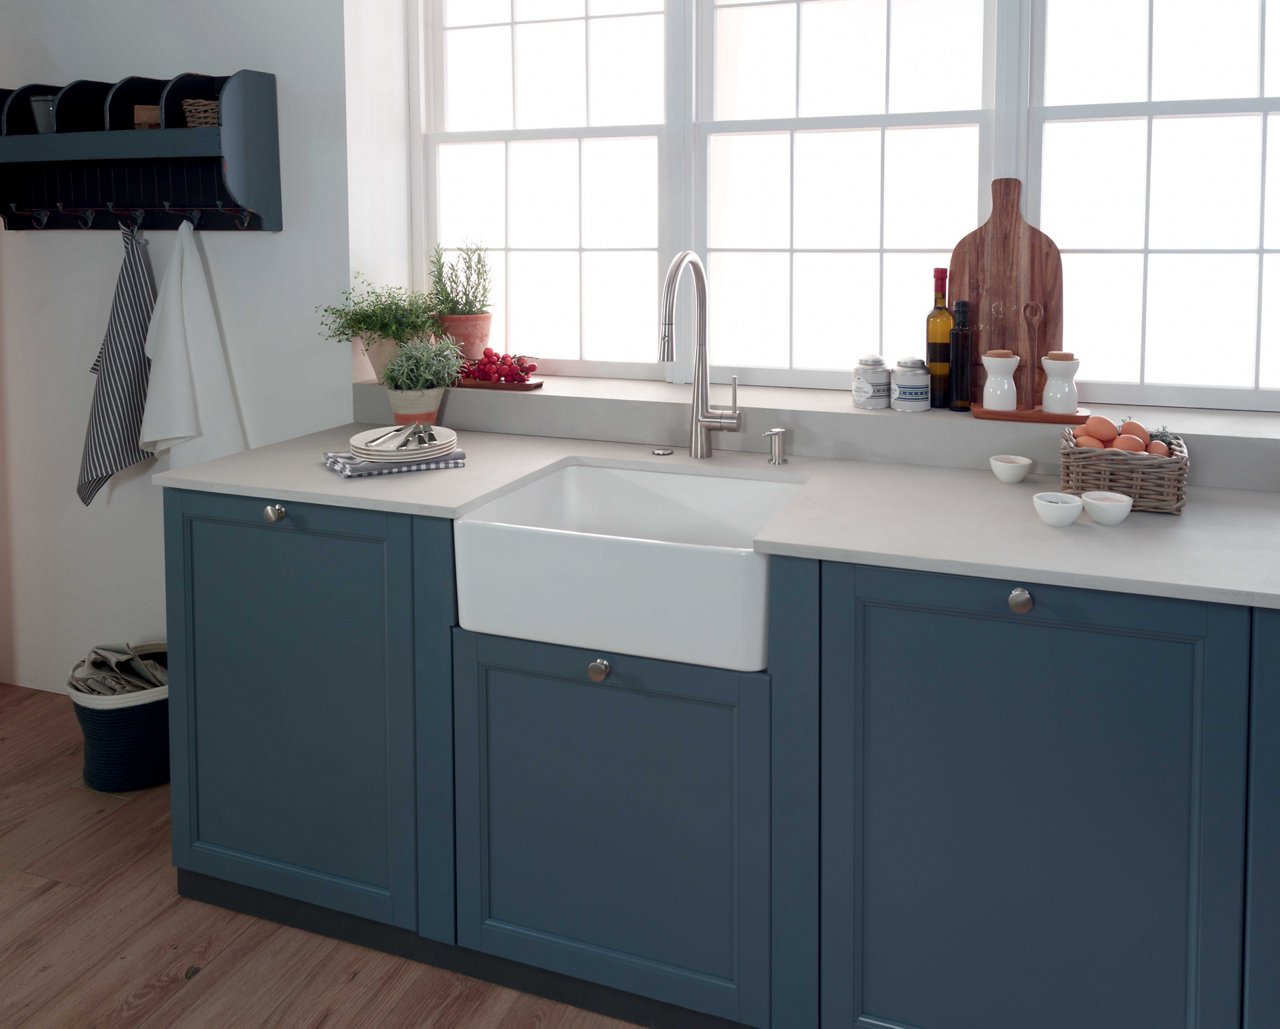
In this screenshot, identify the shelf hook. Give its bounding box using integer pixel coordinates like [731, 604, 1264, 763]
[215, 201, 252, 231]
[56, 202, 96, 229]
[162, 201, 201, 228]
[10, 203, 49, 229]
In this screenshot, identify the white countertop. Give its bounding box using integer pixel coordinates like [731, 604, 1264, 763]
[155, 423, 1280, 610]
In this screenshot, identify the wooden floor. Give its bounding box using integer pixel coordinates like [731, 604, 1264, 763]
[0, 682, 635, 1028]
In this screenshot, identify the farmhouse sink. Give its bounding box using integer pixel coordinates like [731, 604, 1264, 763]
[454, 461, 804, 671]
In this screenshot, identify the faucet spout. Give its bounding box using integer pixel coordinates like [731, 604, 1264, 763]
[658, 251, 741, 458]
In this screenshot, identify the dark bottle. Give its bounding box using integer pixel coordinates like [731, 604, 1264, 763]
[926, 267, 952, 408]
[949, 299, 973, 412]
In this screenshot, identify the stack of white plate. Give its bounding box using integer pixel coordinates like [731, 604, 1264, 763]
[349, 425, 458, 462]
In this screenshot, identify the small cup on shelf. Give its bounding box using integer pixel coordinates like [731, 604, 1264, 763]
[29, 96, 56, 134]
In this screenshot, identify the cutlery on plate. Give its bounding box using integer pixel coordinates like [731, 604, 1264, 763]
[395, 423, 425, 450]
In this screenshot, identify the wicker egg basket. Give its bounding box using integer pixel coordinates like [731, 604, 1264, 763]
[181, 99, 220, 127]
[1059, 428, 1189, 515]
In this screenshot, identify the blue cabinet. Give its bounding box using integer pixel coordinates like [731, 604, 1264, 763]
[821, 564, 1250, 1029]
[1246, 608, 1280, 1028]
[453, 630, 772, 1026]
[164, 490, 418, 929]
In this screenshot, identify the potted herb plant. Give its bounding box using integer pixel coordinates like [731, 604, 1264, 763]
[429, 244, 492, 360]
[319, 276, 435, 383]
[382, 334, 465, 425]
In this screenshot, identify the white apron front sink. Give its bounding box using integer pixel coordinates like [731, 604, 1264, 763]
[454, 461, 803, 671]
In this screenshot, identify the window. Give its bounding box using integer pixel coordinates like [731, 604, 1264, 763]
[425, 0, 665, 370]
[421, 0, 1280, 409]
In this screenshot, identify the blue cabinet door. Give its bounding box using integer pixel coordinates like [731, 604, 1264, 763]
[1246, 608, 1280, 1028]
[164, 490, 417, 929]
[454, 630, 771, 1026]
[821, 564, 1249, 1029]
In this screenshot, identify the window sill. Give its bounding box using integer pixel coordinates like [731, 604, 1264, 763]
[353, 377, 1280, 493]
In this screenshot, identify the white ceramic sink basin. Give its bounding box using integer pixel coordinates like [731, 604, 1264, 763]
[454, 461, 804, 671]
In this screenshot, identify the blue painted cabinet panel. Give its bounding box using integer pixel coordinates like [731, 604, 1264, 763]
[767, 556, 821, 1029]
[413, 515, 458, 945]
[454, 630, 771, 1026]
[1246, 608, 1280, 1028]
[821, 564, 1249, 1029]
[164, 490, 417, 929]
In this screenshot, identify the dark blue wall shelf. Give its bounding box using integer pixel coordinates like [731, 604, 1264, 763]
[0, 70, 281, 231]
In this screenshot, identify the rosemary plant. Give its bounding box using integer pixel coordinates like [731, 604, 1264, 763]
[429, 245, 491, 316]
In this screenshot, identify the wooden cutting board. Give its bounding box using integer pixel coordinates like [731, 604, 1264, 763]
[948, 178, 1063, 413]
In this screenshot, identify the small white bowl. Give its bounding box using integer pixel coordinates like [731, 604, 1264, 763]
[990, 454, 1033, 483]
[1033, 491, 1083, 527]
[1082, 490, 1134, 526]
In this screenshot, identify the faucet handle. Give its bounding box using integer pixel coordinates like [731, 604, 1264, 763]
[731, 375, 738, 413]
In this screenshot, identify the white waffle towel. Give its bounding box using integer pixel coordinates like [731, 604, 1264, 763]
[139, 221, 247, 467]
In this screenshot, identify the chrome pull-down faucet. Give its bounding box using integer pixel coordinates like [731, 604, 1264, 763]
[659, 250, 742, 458]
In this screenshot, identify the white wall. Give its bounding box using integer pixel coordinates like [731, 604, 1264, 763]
[344, 0, 414, 381]
[0, 0, 355, 691]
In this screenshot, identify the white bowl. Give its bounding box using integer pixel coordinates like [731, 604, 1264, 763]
[1082, 490, 1134, 526]
[1033, 491, 1083, 527]
[990, 454, 1033, 483]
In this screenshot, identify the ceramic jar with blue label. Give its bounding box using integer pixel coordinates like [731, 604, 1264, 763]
[853, 355, 891, 410]
[890, 358, 930, 412]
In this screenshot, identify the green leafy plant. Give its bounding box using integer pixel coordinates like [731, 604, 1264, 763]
[429, 245, 491, 316]
[319, 275, 435, 346]
[382, 335, 465, 391]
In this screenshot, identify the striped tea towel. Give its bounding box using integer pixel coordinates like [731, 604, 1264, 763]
[323, 450, 467, 479]
[77, 225, 156, 505]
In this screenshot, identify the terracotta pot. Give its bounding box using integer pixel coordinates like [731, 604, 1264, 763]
[358, 334, 400, 383]
[441, 313, 492, 362]
[385, 386, 446, 425]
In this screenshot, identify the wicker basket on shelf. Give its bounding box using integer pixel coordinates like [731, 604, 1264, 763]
[181, 99, 220, 127]
[1059, 428, 1189, 515]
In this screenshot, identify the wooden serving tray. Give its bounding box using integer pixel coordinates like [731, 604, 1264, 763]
[949, 178, 1063, 417]
[453, 377, 544, 392]
[972, 404, 1089, 425]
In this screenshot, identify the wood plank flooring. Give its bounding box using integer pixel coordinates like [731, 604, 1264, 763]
[0, 682, 636, 1028]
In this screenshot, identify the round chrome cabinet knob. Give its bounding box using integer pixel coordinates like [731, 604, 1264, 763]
[1008, 587, 1034, 614]
[263, 504, 287, 524]
[587, 659, 611, 683]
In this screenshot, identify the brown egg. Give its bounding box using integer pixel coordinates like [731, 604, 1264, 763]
[1146, 439, 1170, 457]
[1074, 435, 1105, 448]
[1083, 415, 1118, 442]
[1072, 423, 1090, 438]
[1112, 434, 1146, 452]
[1118, 420, 1150, 446]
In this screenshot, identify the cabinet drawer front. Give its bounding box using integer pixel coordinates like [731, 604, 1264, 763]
[454, 631, 770, 1026]
[165, 490, 417, 929]
[821, 564, 1249, 1029]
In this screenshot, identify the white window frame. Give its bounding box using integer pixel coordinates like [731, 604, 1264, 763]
[1024, 0, 1280, 412]
[412, 0, 1280, 411]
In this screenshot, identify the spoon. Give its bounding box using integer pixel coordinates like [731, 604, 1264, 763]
[1023, 302, 1043, 408]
